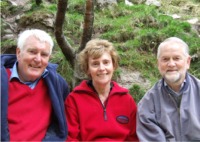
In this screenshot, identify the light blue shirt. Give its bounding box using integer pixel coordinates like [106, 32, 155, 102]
[9, 62, 49, 89]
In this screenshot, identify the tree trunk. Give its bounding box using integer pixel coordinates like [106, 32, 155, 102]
[55, 0, 94, 88]
[79, 0, 94, 52]
[55, 0, 75, 68]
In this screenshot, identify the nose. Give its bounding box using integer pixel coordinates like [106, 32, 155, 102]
[168, 59, 175, 67]
[34, 54, 42, 62]
[99, 63, 105, 70]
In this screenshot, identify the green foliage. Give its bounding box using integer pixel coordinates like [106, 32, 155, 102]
[159, 0, 200, 19]
[93, 2, 200, 87]
[112, 68, 121, 81]
[1, 39, 16, 54]
[60, 1, 199, 90]
[64, 13, 84, 39]
[129, 84, 146, 103]
[33, 3, 58, 12]
[30, 2, 45, 11]
[0, 1, 9, 10]
[67, 0, 85, 14]
[50, 48, 74, 90]
[0, 0, 22, 16]
[2, 0, 199, 101]
[29, 1, 57, 13]
[190, 59, 200, 79]
[48, 4, 57, 12]
[1, 39, 16, 47]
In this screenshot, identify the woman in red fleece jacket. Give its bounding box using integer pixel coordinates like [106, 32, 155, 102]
[65, 39, 138, 141]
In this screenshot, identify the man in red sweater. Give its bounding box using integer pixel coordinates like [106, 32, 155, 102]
[1, 29, 69, 141]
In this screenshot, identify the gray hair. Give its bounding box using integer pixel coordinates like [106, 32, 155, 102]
[17, 29, 54, 54]
[157, 37, 189, 59]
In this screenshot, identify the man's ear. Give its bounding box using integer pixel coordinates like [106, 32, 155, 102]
[187, 56, 191, 69]
[16, 48, 20, 59]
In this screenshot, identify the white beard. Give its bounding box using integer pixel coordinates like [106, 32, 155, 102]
[164, 72, 181, 83]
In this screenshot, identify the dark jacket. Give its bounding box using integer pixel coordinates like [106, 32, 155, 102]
[1, 54, 69, 141]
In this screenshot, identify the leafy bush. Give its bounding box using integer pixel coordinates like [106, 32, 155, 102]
[129, 84, 146, 103]
[2, 0, 200, 102]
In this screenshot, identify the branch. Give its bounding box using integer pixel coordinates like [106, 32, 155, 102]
[55, 0, 75, 68]
[79, 0, 94, 52]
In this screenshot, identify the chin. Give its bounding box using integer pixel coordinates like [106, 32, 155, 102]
[165, 75, 181, 83]
[96, 80, 110, 85]
[29, 75, 41, 80]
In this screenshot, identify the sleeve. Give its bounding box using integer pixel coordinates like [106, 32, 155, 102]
[1, 64, 10, 141]
[127, 97, 139, 141]
[65, 94, 81, 141]
[136, 92, 166, 141]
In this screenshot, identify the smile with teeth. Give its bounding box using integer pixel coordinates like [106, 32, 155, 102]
[167, 70, 177, 73]
[30, 65, 40, 68]
[97, 73, 108, 76]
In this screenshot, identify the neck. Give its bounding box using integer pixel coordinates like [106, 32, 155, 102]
[168, 83, 181, 92]
[93, 82, 111, 103]
[93, 82, 111, 95]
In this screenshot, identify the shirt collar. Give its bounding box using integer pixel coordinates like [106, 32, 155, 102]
[164, 80, 186, 89]
[164, 79, 186, 95]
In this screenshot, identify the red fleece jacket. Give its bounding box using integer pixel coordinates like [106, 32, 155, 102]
[65, 80, 138, 141]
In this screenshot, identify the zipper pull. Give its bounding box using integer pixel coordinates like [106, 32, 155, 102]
[104, 108, 107, 121]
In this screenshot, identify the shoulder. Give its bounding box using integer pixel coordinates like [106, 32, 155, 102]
[1, 54, 16, 60]
[46, 63, 64, 81]
[188, 73, 200, 84]
[1, 54, 16, 67]
[66, 80, 94, 101]
[67, 80, 93, 97]
[45, 63, 69, 90]
[47, 62, 59, 71]
[73, 80, 89, 90]
[187, 73, 200, 92]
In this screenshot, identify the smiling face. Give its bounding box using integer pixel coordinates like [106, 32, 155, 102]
[87, 52, 114, 87]
[157, 43, 191, 87]
[16, 36, 51, 82]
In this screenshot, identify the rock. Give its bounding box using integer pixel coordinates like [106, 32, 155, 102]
[187, 18, 199, 24]
[96, 0, 118, 8]
[8, 0, 30, 6]
[2, 34, 15, 40]
[171, 14, 181, 19]
[117, 68, 151, 89]
[125, 0, 133, 6]
[145, 0, 161, 7]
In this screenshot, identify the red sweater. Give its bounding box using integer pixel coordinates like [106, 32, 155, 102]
[7, 69, 52, 141]
[65, 80, 138, 141]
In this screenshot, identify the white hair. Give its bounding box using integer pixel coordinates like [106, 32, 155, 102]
[17, 29, 54, 54]
[157, 37, 189, 59]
